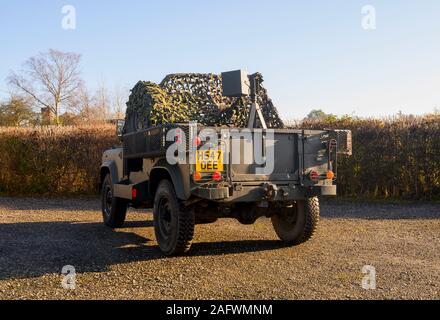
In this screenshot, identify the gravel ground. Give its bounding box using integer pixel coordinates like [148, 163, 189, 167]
[0, 197, 439, 300]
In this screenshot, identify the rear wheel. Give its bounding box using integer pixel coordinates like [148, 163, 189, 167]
[101, 174, 127, 228]
[271, 197, 320, 245]
[153, 180, 195, 256]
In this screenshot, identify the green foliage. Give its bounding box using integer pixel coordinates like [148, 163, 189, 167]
[306, 109, 331, 120]
[0, 96, 37, 126]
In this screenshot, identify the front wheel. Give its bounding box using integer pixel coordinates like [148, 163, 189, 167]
[271, 197, 320, 245]
[153, 180, 195, 256]
[101, 174, 127, 228]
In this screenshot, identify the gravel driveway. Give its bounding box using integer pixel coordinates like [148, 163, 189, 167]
[0, 197, 439, 300]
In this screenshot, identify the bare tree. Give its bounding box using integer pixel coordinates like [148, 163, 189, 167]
[91, 79, 110, 121]
[8, 49, 83, 124]
[76, 87, 105, 123]
[112, 84, 128, 119]
[67, 85, 91, 115]
[66, 83, 123, 124]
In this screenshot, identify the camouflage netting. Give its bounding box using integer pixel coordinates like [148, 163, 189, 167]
[124, 73, 284, 133]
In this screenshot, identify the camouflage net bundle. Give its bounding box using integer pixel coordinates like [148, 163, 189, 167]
[124, 73, 284, 133]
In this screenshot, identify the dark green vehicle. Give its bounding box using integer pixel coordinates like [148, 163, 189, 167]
[100, 71, 352, 256]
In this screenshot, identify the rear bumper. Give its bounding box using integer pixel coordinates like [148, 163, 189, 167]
[192, 184, 336, 202]
[320, 185, 337, 196]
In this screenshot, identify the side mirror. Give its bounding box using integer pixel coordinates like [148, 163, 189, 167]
[116, 119, 125, 138]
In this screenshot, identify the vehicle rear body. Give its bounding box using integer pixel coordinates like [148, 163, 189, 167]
[101, 123, 351, 207]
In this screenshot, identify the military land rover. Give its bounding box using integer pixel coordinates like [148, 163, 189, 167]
[99, 70, 352, 255]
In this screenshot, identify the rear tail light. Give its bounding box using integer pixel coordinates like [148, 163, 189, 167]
[212, 171, 222, 181]
[309, 170, 319, 181]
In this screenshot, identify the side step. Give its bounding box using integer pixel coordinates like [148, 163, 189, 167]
[113, 180, 149, 201]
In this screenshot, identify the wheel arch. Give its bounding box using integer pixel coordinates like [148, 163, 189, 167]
[99, 161, 119, 191]
[149, 161, 190, 201]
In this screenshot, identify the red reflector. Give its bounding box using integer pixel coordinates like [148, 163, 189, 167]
[212, 172, 222, 181]
[194, 136, 202, 146]
[175, 129, 181, 144]
[310, 171, 319, 181]
[132, 188, 137, 199]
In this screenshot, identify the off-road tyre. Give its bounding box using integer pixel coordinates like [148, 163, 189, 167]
[153, 180, 195, 256]
[101, 174, 127, 228]
[271, 197, 320, 245]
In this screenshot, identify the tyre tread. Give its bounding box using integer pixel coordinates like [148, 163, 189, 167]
[295, 197, 320, 244]
[154, 180, 194, 255]
[101, 174, 127, 228]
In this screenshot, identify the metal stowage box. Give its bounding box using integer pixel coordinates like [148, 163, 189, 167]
[221, 70, 250, 97]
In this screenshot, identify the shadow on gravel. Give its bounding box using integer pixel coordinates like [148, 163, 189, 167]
[320, 202, 440, 220]
[123, 220, 154, 228]
[0, 197, 101, 212]
[0, 220, 154, 281]
[188, 240, 286, 256]
[0, 220, 284, 281]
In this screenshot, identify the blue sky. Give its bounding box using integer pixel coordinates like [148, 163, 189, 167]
[1, 0, 440, 119]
